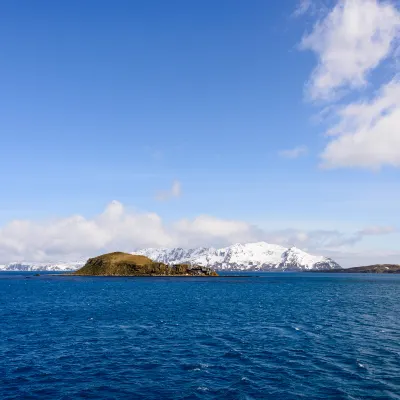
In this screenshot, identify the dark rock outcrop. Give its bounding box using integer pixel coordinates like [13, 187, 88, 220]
[73, 252, 219, 276]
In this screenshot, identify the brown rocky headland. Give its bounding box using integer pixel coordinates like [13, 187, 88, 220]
[73, 252, 219, 277]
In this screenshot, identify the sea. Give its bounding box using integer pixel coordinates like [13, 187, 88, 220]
[0, 272, 399, 399]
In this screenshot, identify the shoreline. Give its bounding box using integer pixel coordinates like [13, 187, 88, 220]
[53, 274, 254, 278]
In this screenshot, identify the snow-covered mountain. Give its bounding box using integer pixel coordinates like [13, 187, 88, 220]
[0, 242, 340, 272]
[134, 242, 341, 271]
[0, 261, 85, 272]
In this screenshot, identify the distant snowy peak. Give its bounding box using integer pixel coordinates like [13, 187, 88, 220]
[277, 247, 339, 270]
[134, 242, 341, 271]
[0, 242, 341, 272]
[0, 261, 84, 272]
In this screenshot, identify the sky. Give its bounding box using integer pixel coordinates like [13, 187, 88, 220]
[1, 0, 400, 267]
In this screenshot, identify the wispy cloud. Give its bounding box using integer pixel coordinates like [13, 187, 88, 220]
[279, 145, 308, 159]
[265, 225, 396, 251]
[320, 78, 400, 169]
[293, 0, 330, 18]
[300, 0, 400, 102]
[357, 225, 397, 236]
[156, 180, 182, 201]
[293, 0, 312, 17]
[299, 0, 400, 169]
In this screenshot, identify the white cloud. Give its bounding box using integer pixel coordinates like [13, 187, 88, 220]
[156, 180, 182, 201]
[321, 78, 400, 168]
[0, 201, 397, 267]
[279, 145, 308, 159]
[297, 0, 400, 169]
[0, 201, 262, 263]
[173, 216, 262, 248]
[301, 0, 400, 101]
[0, 201, 174, 263]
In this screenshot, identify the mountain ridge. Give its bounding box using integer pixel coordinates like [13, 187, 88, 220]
[134, 242, 341, 271]
[0, 242, 341, 271]
[0, 261, 85, 272]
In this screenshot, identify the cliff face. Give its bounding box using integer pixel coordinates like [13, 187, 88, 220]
[73, 252, 218, 276]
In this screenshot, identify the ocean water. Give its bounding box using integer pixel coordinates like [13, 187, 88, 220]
[0, 273, 399, 399]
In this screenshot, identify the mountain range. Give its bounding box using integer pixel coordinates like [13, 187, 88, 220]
[0, 242, 341, 272]
[134, 242, 341, 271]
[0, 261, 85, 272]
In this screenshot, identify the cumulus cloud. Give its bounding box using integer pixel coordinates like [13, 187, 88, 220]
[298, 0, 400, 169]
[156, 180, 182, 201]
[301, 0, 400, 101]
[0, 201, 397, 265]
[279, 145, 308, 159]
[173, 216, 263, 249]
[0, 201, 174, 263]
[320, 79, 400, 168]
[0, 202, 262, 263]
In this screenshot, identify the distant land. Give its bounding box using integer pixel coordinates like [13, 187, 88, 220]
[134, 242, 341, 271]
[314, 264, 400, 274]
[73, 252, 219, 277]
[0, 242, 341, 272]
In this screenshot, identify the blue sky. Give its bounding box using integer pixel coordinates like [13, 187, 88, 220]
[1, 0, 399, 266]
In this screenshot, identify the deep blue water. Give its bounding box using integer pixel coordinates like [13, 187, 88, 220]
[0, 273, 399, 399]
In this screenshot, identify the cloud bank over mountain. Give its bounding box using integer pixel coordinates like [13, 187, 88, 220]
[0, 201, 397, 267]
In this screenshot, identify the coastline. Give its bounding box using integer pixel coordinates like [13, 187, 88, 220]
[53, 273, 254, 278]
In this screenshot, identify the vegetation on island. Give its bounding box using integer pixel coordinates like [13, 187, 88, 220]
[314, 264, 400, 273]
[73, 252, 219, 276]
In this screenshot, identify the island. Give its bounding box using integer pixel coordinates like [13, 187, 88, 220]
[312, 264, 400, 273]
[73, 252, 219, 277]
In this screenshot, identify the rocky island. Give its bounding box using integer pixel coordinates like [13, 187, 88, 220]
[73, 252, 219, 277]
[314, 264, 400, 273]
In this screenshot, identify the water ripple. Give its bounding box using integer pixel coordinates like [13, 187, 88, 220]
[0, 272, 399, 399]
